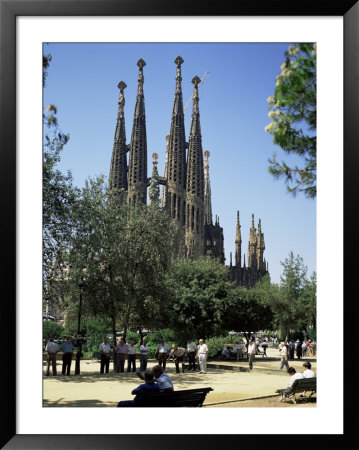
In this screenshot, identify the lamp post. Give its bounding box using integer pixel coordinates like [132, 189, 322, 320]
[75, 281, 85, 375]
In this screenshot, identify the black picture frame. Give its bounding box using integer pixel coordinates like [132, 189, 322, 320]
[1, 0, 356, 448]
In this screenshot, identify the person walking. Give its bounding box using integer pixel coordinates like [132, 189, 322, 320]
[247, 339, 256, 370]
[261, 340, 268, 358]
[60, 336, 75, 376]
[45, 338, 59, 376]
[186, 338, 197, 371]
[139, 340, 149, 372]
[156, 339, 169, 371]
[127, 340, 137, 372]
[99, 336, 111, 374]
[278, 342, 290, 371]
[115, 337, 128, 373]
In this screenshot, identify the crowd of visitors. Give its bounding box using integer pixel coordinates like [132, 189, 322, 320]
[44, 334, 316, 377]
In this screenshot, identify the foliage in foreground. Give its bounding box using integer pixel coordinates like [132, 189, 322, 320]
[265, 43, 316, 198]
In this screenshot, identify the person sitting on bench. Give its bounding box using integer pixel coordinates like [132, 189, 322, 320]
[286, 367, 304, 388]
[117, 369, 160, 407]
[137, 365, 174, 392]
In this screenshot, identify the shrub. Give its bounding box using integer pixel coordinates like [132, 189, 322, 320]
[205, 335, 241, 358]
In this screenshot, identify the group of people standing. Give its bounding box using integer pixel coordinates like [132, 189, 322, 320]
[99, 336, 209, 375]
[44, 336, 76, 376]
[278, 339, 316, 371]
[155, 338, 208, 375]
[99, 336, 150, 375]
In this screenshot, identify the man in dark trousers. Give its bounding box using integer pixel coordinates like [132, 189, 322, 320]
[60, 336, 75, 376]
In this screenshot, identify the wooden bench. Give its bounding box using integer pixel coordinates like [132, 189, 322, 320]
[125, 387, 213, 407]
[276, 377, 316, 404]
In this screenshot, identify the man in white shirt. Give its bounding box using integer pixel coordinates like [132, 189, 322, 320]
[198, 339, 208, 374]
[139, 340, 149, 372]
[115, 337, 128, 373]
[137, 365, 174, 392]
[302, 361, 315, 378]
[287, 367, 304, 388]
[127, 340, 137, 373]
[278, 342, 290, 371]
[247, 339, 256, 370]
[99, 337, 111, 374]
[45, 338, 59, 376]
[156, 339, 169, 371]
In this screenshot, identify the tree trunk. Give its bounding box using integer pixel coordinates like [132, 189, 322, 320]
[111, 315, 117, 371]
[139, 329, 144, 345]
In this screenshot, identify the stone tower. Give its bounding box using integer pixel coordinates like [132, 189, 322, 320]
[185, 76, 204, 259]
[247, 213, 257, 269]
[235, 211, 242, 267]
[256, 218, 265, 271]
[107, 57, 269, 288]
[166, 56, 187, 228]
[149, 153, 160, 206]
[109, 81, 128, 202]
[204, 150, 212, 226]
[203, 151, 225, 263]
[128, 58, 148, 206]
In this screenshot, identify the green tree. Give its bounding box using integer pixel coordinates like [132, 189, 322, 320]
[265, 43, 316, 198]
[62, 177, 176, 358]
[43, 136, 75, 305]
[43, 321, 64, 342]
[165, 256, 232, 340]
[261, 252, 316, 341]
[223, 276, 275, 342]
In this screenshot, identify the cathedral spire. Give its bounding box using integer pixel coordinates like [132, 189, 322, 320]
[167, 56, 187, 225]
[248, 213, 257, 269]
[109, 81, 128, 200]
[235, 210, 242, 267]
[185, 75, 204, 258]
[128, 58, 148, 205]
[204, 150, 212, 225]
[256, 218, 265, 271]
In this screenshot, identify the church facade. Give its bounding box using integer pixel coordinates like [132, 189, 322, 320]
[109, 57, 268, 288]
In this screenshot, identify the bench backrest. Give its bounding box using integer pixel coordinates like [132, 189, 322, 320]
[291, 377, 316, 392]
[137, 387, 213, 407]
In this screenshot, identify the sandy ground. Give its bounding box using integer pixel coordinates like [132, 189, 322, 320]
[43, 348, 316, 408]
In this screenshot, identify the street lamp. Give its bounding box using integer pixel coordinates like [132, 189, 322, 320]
[75, 281, 86, 375]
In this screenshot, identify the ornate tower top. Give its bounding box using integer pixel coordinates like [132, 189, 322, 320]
[167, 56, 187, 226]
[109, 79, 128, 196]
[136, 58, 146, 95]
[117, 81, 127, 118]
[128, 58, 148, 205]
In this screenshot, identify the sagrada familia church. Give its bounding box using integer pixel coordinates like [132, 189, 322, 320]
[108, 57, 269, 288]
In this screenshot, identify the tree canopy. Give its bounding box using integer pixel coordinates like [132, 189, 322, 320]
[265, 43, 316, 199]
[260, 252, 316, 340]
[165, 256, 232, 340]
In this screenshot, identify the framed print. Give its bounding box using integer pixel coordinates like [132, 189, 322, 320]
[1, 0, 357, 448]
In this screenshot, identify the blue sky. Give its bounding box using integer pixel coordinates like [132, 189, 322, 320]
[43, 42, 316, 284]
